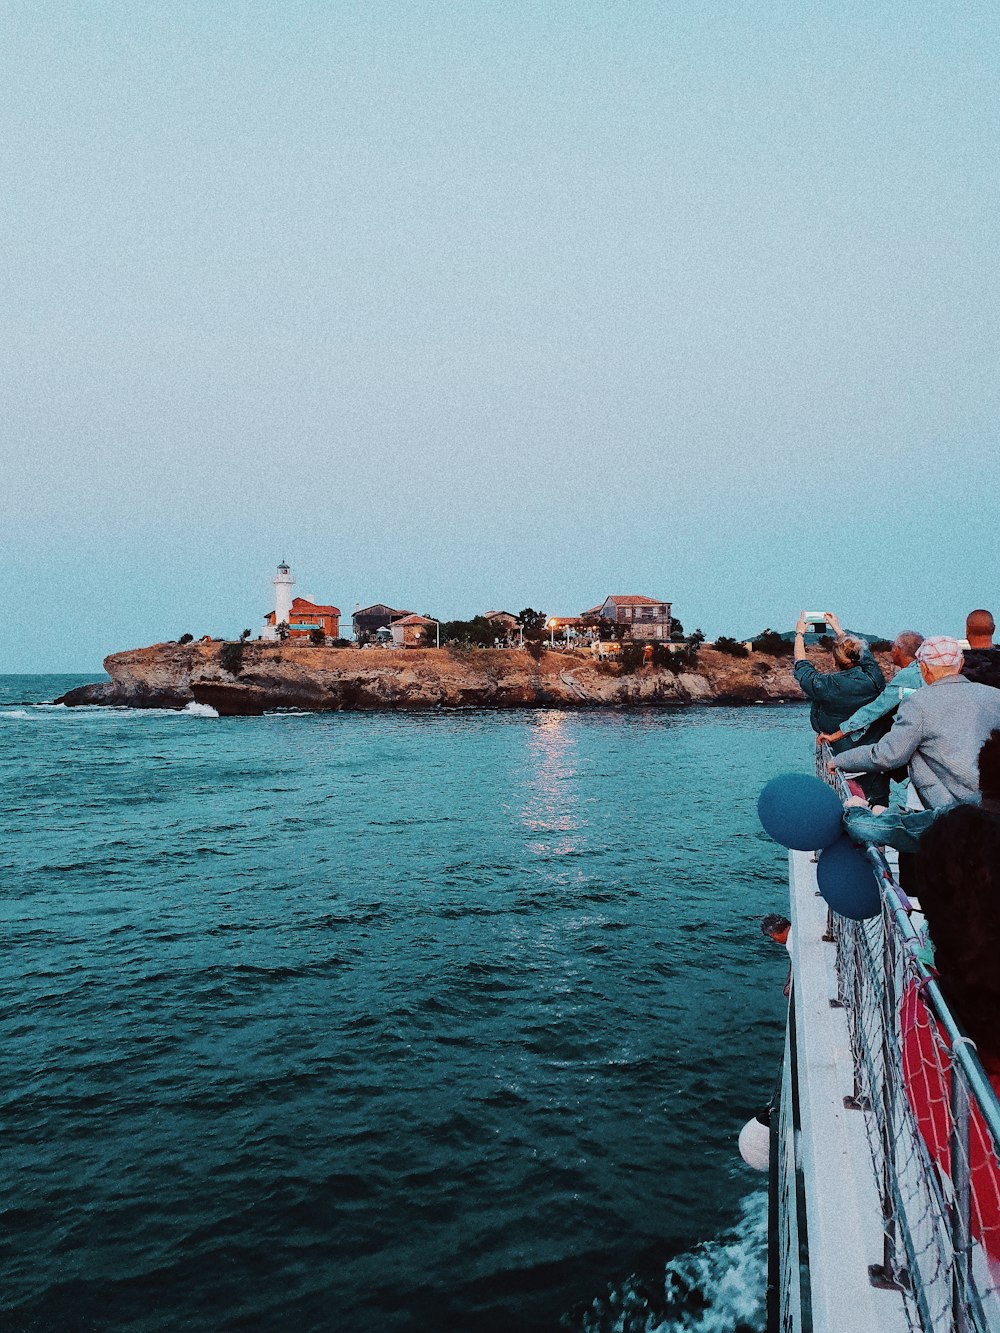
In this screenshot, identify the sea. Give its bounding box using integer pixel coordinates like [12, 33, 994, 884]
[1, 675, 811, 1333]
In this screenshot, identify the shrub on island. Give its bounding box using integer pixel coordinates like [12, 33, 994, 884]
[438, 616, 499, 648]
[753, 629, 794, 657]
[714, 636, 750, 658]
[618, 642, 645, 674]
[220, 642, 244, 675]
[661, 644, 699, 673]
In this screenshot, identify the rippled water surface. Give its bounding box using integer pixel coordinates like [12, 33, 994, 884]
[1, 676, 810, 1332]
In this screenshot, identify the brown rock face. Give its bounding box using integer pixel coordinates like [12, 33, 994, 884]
[55, 640, 892, 714]
[56, 642, 200, 708]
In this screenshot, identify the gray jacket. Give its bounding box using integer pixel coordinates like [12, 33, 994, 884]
[831, 674, 1000, 809]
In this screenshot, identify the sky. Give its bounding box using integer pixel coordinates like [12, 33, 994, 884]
[2, 0, 999, 672]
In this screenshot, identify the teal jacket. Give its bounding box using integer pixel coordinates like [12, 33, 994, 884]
[793, 650, 885, 743]
[840, 661, 923, 740]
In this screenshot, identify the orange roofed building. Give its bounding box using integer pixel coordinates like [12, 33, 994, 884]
[264, 597, 341, 641]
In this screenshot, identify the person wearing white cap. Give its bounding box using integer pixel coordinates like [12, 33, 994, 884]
[829, 636, 1000, 810]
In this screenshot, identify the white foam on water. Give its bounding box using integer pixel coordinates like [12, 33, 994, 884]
[0, 709, 32, 719]
[10, 705, 142, 718]
[181, 702, 220, 717]
[577, 1192, 768, 1333]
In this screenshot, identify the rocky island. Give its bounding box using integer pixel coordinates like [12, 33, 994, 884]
[53, 640, 874, 714]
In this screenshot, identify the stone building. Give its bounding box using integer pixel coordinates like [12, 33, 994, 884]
[586, 595, 672, 641]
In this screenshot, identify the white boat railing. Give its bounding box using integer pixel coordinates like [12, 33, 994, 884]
[773, 985, 807, 1333]
[814, 743, 1000, 1332]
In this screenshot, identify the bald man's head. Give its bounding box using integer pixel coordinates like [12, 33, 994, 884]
[966, 609, 996, 649]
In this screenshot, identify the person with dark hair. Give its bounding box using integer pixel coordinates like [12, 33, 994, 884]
[916, 803, 1000, 1056]
[963, 609, 1000, 690]
[979, 725, 1000, 802]
[900, 793, 1000, 1266]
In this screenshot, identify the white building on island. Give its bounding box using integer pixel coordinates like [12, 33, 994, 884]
[261, 562, 342, 642]
[262, 561, 295, 640]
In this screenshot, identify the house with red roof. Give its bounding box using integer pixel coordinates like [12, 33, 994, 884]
[390, 614, 438, 648]
[264, 597, 341, 641]
[585, 595, 672, 641]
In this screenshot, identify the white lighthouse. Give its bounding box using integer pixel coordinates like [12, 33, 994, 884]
[263, 561, 295, 639]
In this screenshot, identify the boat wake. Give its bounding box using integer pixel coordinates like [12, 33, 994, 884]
[571, 1192, 767, 1333]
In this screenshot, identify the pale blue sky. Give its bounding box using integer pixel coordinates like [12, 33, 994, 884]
[2, 1, 998, 671]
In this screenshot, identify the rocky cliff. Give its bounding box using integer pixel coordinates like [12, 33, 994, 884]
[54, 640, 875, 714]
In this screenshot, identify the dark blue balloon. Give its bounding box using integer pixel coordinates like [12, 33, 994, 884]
[756, 772, 844, 851]
[817, 835, 881, 920]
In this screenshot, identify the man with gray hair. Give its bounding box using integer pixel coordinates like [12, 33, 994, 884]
[829, 636, 1000, 809]
[817, 630, 924, 748]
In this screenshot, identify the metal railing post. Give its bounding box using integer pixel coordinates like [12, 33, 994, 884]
[869, 913, 908, 1290]
[843, 922, 869, 1111]
[767, 1094, 780, 1333]
[949, 1055, 973, 1333]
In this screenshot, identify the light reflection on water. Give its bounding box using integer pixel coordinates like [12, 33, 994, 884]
[523, 711, 586, 855]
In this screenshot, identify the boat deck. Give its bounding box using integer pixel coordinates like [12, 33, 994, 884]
[783, 847, 909, 1332]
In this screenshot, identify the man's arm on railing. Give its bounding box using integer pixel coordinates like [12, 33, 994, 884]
[830, 694, 924, 774]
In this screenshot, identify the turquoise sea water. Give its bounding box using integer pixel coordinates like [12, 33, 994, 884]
[1, 676, 810, 1332]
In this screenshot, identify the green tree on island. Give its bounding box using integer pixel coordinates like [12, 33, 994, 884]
[714, 636, 749, 658]
[753, 628, 793, 657]
[517, 608, 546, 642]
[438, 616, 500, 648]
